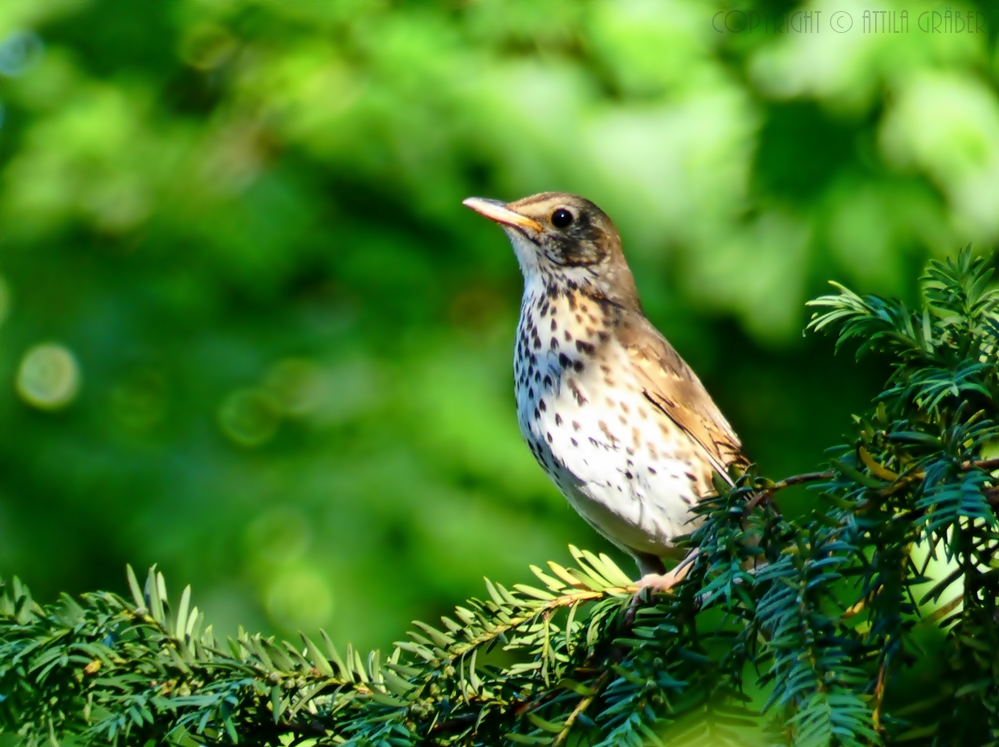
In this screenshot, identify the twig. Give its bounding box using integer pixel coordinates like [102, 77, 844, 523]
[872, 656, 887, 732]
[876, 471, 923, 498]
[553, 671, 610, 746]
[744, 456, 999, 514]
[744, 471, 835, 512]
[963, 456, 999, 472]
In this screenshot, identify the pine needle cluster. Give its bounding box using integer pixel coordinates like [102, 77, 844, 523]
[3, 248, 999, 746]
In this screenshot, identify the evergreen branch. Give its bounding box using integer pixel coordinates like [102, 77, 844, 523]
[5, 248, 999, 745]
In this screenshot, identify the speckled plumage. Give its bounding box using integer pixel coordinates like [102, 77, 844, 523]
[464, 192, 746, 579]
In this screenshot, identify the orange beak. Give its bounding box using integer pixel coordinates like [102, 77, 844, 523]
[462, 197, 544, 233]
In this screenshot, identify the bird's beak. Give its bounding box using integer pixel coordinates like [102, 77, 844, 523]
[462, 197, 544, 233]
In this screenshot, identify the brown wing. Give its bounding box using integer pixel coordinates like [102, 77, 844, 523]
[621, 316, 746, 483]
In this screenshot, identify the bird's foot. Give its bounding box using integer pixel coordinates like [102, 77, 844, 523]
[623, 550, 699, 627]
[636, 548, 699, 593]
[636, 566, 688, 593]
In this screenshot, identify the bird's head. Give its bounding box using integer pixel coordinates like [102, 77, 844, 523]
[463, 192, 639, 308]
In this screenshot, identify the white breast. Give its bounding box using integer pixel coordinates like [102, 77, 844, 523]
[513, 283, 703, 559]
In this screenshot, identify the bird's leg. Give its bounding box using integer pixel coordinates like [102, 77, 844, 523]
[637, 549, 700, 592]
[623, 550, 700, 628]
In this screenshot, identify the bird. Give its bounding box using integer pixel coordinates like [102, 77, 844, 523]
[462, 192, 747, 590]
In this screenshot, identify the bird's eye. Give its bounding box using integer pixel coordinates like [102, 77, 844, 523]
[551, 208, 574, 229]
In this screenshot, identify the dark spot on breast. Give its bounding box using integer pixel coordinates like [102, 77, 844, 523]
[568, 294, 577, 311]
[554, 413, 562, 425]
[528, 387, 534, 399]
[534, 371, 541, 382]
[564, 330, 573, 342]
[539, 399, 547, 412]
[540, 302, 549, 317]
[550, 337, 559, 351]
[572, 420, 581, 431]
[598, 331, 610, 342]
[533, 407, 540, 419]
[543, 375, 552, 387]
[573, 360, 585, 373]
[570, 437, 578, 446]
[569, 380, 588, 406]
[558, 353, 570, 369]
[546, 432, 553, 443]
[575, 313, 583, 323]
[588, 437, 599, 447]
[625, 471, 633, 479]
[618, 415, 627, 425]
[620, 403, 630, 414]
[585, 327, 595, 337]
[576, 340, 595, 355]
[533, 338, 542, 350]
[649, 466, 657, 475]
[550, 319, 557, 331]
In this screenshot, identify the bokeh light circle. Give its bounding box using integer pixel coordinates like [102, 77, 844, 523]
[16, 343, 81, 410]
[217, 389, 280, 447]
[265, 358, 324, 417]
[265, 567, 334, 631]
[0, 30, 44, 77]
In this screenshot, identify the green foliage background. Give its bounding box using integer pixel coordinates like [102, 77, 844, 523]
[0, 0, 997, 654]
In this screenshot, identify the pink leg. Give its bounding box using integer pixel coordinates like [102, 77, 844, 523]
[636, 549, 699, 592]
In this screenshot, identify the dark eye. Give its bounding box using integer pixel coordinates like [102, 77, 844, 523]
[551, 208, 574, 229]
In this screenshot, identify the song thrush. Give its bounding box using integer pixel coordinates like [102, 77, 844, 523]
[463, 192, 747, 588]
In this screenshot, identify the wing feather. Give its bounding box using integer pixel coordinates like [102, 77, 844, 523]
[621, 317, 745, 483]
